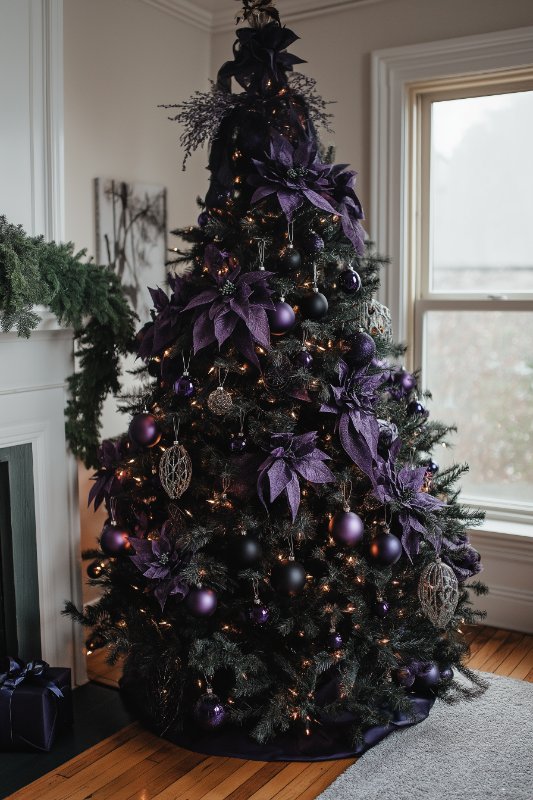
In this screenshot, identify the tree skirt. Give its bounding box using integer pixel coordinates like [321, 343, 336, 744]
[315, 673, 533, 800]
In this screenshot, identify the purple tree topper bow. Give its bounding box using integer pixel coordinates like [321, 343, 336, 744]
[257, 431, 335, 521]
[130, 524, 189, 610]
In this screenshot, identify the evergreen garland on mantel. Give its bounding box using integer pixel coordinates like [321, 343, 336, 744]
[0, 215, 137, 468]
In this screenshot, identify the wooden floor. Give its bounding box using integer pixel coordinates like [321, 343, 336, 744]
[9, 625, 533, 800]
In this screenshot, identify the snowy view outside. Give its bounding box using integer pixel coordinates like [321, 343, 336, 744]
[424, 91, 533, 506]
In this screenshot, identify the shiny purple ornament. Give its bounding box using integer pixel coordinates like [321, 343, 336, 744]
[393, 369, 416, 394]
[440, 665, 453, 682]
[229, 433, 248, 454]
[295, 350, 313, 369]
[393, 666, 415, 688]
[346, 331, 376, 369]
[174, 374, 196, 398]
[128, 413, 161, 448]
[413, 661, 441, 692]
[327, 631, 343, 651]
[328, 511, 364, 547]
[374, 599, 390, 618]
[407, 400, 427, 417]
[100, 523, 132, 556]
[339, 268, 362, 293]
[197, 211, 210, 227]
[268, 300, 296, 335]
[427, 460, 439, 474]
[249, 603, 270, 625]
[185, 587, 218, 617]
[194, 691, 226, 730]
[368, 531, 402, 566]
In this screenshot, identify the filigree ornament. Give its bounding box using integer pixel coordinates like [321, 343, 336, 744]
[418, 557, 459, 628]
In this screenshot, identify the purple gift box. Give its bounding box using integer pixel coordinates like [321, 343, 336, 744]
[0, 657, 72, 751]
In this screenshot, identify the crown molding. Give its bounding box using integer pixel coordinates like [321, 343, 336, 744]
[138, 0, 387, 35]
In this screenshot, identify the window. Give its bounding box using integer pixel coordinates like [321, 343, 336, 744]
[408, 75, 533, 520]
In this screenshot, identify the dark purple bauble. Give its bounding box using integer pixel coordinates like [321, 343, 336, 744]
[346, 331, 376, 369]
[249, 604, 270, 625]
[128, 413, 161, 448]
[413, 661, 441, 692]
[407, 400, 427, 417]
[86, 559, 104, 579]
[100, 523, 132, 556]
[229, 433, 248, 454]
[327, 631, 344, 651]
[301, 291, 328, 321]
[194, 692, 226, 730]
[368, 532, 402, 566]
[427, 460, 439, 474]
[440, 665, 453, 682]
[339, 268, 362, 293]
[85, 634, 106, 653]
[268, 301, 296, 335]
[197, 210, 210, 227]
[174, 375, 196, 398]
[279, 247, 302, 272]
[147, 358, 161, 378]
[186, 587, 218, 617]
[232, 533, 263, 568]
[328, 511, 364, 547]
[393, 369, 416, 393]
[304, 233, 325, 255]
[374, 599, 390, 618]
[393, 666, 415, 688]
[295, 350, 313, 369]
[271, 560, 307, 596]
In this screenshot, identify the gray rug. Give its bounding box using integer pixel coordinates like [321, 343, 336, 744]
[317, 673, 533, 800]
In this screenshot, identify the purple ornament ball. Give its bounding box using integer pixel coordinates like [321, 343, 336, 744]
[427, 460, 439, 474]
[393, 369, 416, 393]
[407, 400, 427, 417]
[346, 331, 376, 369]
[413, 661, 441, 692]
[305, 233, 325, 255]
[174, 375, 196, 398]
[328, 511, 364, 547]
[194, 692, 226, 730]
[440, 665, 454, 682]
[229, 433, 248, 454]
[393, 666, 415, 688]
[186, 587, 218, 617]
[339, 268, 362, 293]
[249, 604, 270, 625]
[368, 532, 402, 566]
[374, 599, 390, 618]
[128, 413, 161, 448]
[100, 523, 132, 556]
[197, 211, 210, 227]
[268, 301, 296, 335]
[295, 350, 313, 369]
[271, 559, 306, 596]
[327, 631, 343, 651]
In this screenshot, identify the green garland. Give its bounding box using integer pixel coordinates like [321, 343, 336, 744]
[0, 215, 137, 468]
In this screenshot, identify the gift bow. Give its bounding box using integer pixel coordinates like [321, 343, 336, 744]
[0, 656, 64, 747]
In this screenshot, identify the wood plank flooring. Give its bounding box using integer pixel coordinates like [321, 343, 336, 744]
[10, 625, 533, 800]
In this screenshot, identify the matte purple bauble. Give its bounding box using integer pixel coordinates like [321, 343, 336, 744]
[339, 268, 362, 293]
[368, 532, 402, 566]
[194, 692, 226, 730]
[295, 350, 313, 369]
[374, 599, 390, 618]
[128, 413, 161, 448]
[393, 666, 415, 688]
[197, 211, 209, 227]
[427, 460, 439, 474]
[301, 291, 328, 321]
[100, 523, 132, 556]
[327, 631, 343, 651]
[271, 559, 306, 596]
[186, 587, 218, 617]
[249, 604, 270, 625]
[268, 301, 296, 335]
[346, 331, 376, 369]
[440, 665, 453, 682]
[328, 511, 364, 547]
[279, 247, 302, 272]
[174, 375, 196, 398]
[229, 433, 248, 453]
[413, 661, 441, 692]
[407, 400, 427, 417]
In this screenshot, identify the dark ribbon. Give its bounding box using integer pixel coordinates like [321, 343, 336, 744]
[0, 656, 64, 748]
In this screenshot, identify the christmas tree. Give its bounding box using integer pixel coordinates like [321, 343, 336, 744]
[69, 0, 487, 759]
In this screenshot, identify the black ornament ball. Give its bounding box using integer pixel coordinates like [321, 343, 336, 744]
[327, 631, 343, 651]
[295, 350, 313, 370]
[427, 460, 439, 474]
[368, 532, 402, 566]
[346, 331, 376, 369]
[248, 604, 270, 625]
[413, 662, 441, 692]
[339, 268, 362, 293]
[407, 400, 427, 417]
[232, 533, 263, 568]
[279, 246, 302, 272]
[301, 290, 328, 320]
[86, 559, 104, 579]
[85, 634, 106, 653]
[268, 301, 296, 335]
[373, 599, 390, 618]
[186, 587, 218, 617]
[229, 433, 248, 454]
[328, 511, 364, 547]
[128, 413, 161, 448]
[100, 523, 132, 556]
[393, 666, 415, 688]
[194, 691, 226, 730]
[440, 665, 454, 682]
[147, 358, 161, 378]
[271, 559, 307, 596]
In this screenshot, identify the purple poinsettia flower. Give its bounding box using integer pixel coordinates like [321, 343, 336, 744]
[328, 164, 366, 254]
[182, 265, 275, 368]
[371, 439, 445, 558]
[137, 274, 189, 360]
[88, 438, 126, 510]
[257, 431, 335, 521]
[130, 524, 188, 610]
[441, 533, 483, 582]
[249, 133, 338, 221]
[320, 360, 385, 477]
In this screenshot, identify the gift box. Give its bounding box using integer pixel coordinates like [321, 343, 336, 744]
[0, 657, 72, 751]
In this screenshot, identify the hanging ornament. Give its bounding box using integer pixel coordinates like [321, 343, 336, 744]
[254, 236, 269, 271]
[248, 578, 269, 625]
[279, 221, 302, 272]
[294, 332, 313, 370]
[197, 210, 210, 227]
[86, 559, 105, 579]
[326, 628, 343, 651]
[373, 597, 390, 618]
[345, 330, 376, 370]
[232, 530, 263, 568]
[186, 586, 218, 617]
[328, 481, 364, 547]
[440, 665, 454, 682]
[413, 661, 441, 692]
[426, 460, 439, 475]
[418, 557, 459, 628]
[271, 536, 306, 596]
[128, 411, 161, 448]
[100, 500, 132, 556]
[194, 685, 226, 730]
[392, 368, 416, 395]
[368, 524, 402, 566]
[174, 352, 196, 398]
[339, 262, 362, 293]
[207, 369, 233, 415]
[208, 477, 233, 511]
[304, 231, 325, 255]
[301, 263, 328, 320]
[229, 410, 248, 453]
[159, 417, 192, 500]
[407, 399, 428, 418]
[268, 296, 296, 335]
[362, 300, 393, 341]
[147, 357, 161, 378]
